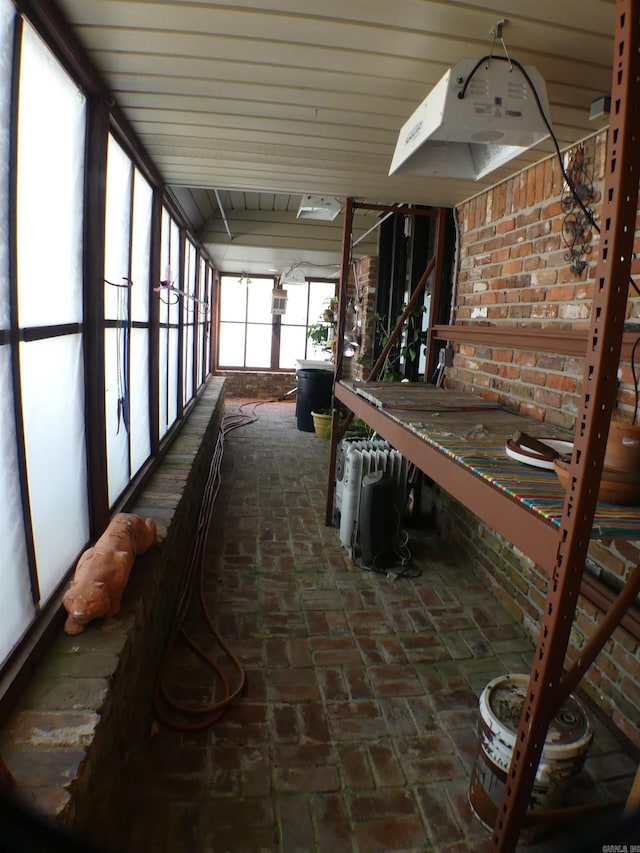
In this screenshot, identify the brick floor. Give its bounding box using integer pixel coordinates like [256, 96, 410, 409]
[124, 400, 636, 853]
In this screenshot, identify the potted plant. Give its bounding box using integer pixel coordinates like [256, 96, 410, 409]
[311, 407, 332, 438]
[309, 297, 341, 353]
[308, 321, 330, 350]
[372, 303, 427, 382]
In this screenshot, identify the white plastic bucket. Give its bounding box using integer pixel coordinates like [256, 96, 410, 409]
[294, 359, 334, 371]
[468, 673, 593, 831]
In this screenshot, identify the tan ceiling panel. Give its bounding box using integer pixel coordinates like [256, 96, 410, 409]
[53, 0, 618, 270]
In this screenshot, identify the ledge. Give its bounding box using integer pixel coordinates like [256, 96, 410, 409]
[0, 377, 226, 850]
[431, 324, 640, 361]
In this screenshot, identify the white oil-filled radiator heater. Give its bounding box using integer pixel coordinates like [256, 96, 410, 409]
[335, 439, 407, 565]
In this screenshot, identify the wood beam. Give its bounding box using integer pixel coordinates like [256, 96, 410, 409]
[432, 325, 640, 362]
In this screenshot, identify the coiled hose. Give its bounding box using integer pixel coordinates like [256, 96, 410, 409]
[153, 400, 275, 730]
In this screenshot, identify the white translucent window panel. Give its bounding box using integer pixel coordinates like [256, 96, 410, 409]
[205, 274, 213, 375]
[245, 324, 272, 368]
[167, 327, 179, 428]
[247, 279, 274, 323]
[169, 220, 180, 325]
[20, 335, 89, 603]
[282, 284, 308, 324]
[197, 321, 205, 386]
[280, 325, 308, 369]
[218, 322, 246, 367]
[129, 327, 150, 477]
[418, 293, 432, 376]
[104, 135, 132, 320]
[183, 323, 194, 405]
[308, 337, 330, 360]
[180, 240, 192, 390]
[219, 276, 246, 322]
[131, 168, 152, 323]
[168, 289, 180, 325]
[0, 0, 14, 331]
[185, 241, 197, 297]
[159, 327, 168, 438]
[16, 23, 86, 328]
[205, 321, 213, 379]
[105, 327, 130, 506]
[0, 344, 34, 667]
[198, 257, 206, 303]
[308, 282, 337, 324]
[159, 208, 171, 324]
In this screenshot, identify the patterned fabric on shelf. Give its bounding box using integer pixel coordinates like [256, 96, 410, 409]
[350, 382, 640, 537]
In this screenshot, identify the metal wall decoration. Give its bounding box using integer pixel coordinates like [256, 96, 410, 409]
[561, 143, 595, 276]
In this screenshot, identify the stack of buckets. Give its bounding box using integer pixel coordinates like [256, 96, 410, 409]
[468, 674, 593, 832]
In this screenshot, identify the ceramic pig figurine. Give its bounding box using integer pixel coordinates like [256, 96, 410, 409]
[63, 513, 158, 635]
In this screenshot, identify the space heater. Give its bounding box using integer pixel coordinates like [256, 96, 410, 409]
[359, 470, 396, 569]
[271, 287, 288, 315]
[336, 438, 407, 563]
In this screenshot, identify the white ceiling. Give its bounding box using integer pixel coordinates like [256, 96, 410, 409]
[53, 0, 617, 273]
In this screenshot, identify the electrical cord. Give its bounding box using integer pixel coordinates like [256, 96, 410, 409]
[360, 497, 422, 580]
[153, 397, 284, 730]
[459, 54, 640, 297]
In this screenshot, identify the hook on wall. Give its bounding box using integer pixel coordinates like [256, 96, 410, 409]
[488, 18, 512, 70]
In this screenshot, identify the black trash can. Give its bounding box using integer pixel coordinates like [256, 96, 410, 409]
[295, 368, 334, 431]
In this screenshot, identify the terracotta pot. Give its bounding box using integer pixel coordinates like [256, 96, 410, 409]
[604, 420, 640, 475]
[554, 458, 640, 505]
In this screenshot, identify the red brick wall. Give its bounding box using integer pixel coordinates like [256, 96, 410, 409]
[435, 487, 640, 750]
[447, 132, 614, 428]
[350, 256, 378, 382]
[438, 128, 640, 745]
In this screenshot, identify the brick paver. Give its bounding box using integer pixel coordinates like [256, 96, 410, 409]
[125, 400, 635, 852]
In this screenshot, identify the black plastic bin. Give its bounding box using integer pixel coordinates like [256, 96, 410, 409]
[295, 368, 334, 431]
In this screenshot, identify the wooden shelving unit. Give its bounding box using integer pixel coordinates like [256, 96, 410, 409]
[327, 4, 640, 849]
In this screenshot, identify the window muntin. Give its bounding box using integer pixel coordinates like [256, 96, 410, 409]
[218, 275, 336, 369]
[14, 19, 89, 608]
[0, 5, 217, 683]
